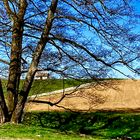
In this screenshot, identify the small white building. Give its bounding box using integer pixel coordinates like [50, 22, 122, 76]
[35, 71, 50, 80]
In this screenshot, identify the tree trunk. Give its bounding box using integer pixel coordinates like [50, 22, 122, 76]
[3, 0, 27, 121]
[2, 0, 58, 123]
[7, 20, 23, 114]
[11, 0, 58, 123]
[0, 107, 4, 123]
[0, 79, 9, 123]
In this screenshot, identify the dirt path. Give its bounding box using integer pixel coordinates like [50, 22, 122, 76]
[26, 80, 140, 112]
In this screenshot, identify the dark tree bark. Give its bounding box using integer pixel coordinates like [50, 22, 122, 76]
[11, 0, 58, 123]
[0, 79, 9, 123]
[2, 0, 27, 122]
[7, 20, 24, 114]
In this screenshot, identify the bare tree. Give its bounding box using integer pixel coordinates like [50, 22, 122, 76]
[0, 0, 139, 123]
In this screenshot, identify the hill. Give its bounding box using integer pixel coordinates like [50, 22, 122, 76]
[26, 79, 140, 112]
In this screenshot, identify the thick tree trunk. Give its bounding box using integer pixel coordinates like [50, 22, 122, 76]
[11, 69, 35, 123]
[0, 107, 4, 123]
[11, 0, 58, 123]
[4, 0, 27, 116]
[0, 79, 9, 123]
[7, 20, 23, 114]
[0, 107, 9, 123]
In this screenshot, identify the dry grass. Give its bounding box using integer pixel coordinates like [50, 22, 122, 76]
[26, 80, 140, 112]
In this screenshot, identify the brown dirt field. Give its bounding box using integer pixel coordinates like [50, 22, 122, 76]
[26, 80, 140, 112]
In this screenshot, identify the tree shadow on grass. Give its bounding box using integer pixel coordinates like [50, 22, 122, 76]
[23, 111, 140, 139]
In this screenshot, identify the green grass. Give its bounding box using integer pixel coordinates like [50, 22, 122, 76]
[22, 111, 140, 140]
[29, 79, 92, 95]
[2, 79, 93, 96]
[1, 111, 140, 139]
[2, 78, 124, 96]
[0, 124, 98, 140]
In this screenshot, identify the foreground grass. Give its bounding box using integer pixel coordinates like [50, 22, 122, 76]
[1, 111, 140, 139]
[0, 124, 98, 140]
[23, 111, 140, 140]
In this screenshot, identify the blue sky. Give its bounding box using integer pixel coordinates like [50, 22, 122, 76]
[110, 0, 140, 79]
[132, 0, 140, 13]
[0, 0, 139, 79]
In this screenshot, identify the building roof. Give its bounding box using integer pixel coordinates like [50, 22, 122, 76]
[35, 72, 49, 77]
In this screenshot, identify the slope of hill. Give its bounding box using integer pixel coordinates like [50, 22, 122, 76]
[26, 80, 140, 112]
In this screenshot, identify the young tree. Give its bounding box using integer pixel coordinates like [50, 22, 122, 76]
[0, 0, 139, 123]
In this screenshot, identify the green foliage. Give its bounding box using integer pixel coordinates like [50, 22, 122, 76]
[23, 111, 140, 139]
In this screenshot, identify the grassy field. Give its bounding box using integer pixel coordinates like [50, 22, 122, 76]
[2, 79, 93, 96]
[1, 111, 139, 140]
[22, 111, 140, 139]
[29, 79, 93, 95]
[0, 123, 95, 140]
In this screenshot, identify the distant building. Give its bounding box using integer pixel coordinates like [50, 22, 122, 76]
[35, 71, 50, 80]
